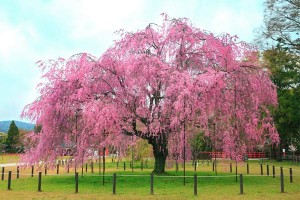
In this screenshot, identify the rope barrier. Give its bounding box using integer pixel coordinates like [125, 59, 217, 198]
[3, 172, 294, 178]
[0, 172, 261, 178]
[116, 174, 151, 177]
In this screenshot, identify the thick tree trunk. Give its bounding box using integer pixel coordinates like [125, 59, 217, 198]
[149, 133, 168, 174]
[153, 151, 167, 174]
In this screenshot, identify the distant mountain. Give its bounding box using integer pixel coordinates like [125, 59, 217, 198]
[0, 120, 35, 133]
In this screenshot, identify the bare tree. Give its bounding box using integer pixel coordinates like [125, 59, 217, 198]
[257, 0, 300, 53]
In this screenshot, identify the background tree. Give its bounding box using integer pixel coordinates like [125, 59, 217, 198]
[263, 46, 300, 159]
[6, 121, 20, 152]
[0, 132, 7, 159]
[257, 0, 300, 54]
[16, 129, 31, 153]
[0, 132, 7, 144]
[22, 14, 279, 173]
[189, 131, 209, 160]
[130, 139, 153, 161]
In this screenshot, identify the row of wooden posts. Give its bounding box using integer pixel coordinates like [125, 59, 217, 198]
[211, 161, 293, 184]
[1, 160, 295, 180]
[2, 167, 291, 195]
[1, 159, 149, 179]
[1, 159, 211, 180]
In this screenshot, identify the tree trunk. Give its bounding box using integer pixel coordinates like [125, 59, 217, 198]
[153, 151, 167, 174]
[149, 133, 168, 174]
[272, 145, 277, 160]
[277, 143, 282, 162]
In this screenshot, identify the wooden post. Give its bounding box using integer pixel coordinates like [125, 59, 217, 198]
[289, 168, 293, 183]
[1, 167, 4, 181]
[98, 159, 101, 175]
[112, 173, 116, 195]
[230, 163, 232, 173]
[7, 171, 12, 190]
[75, 172, 78, 193]
[239, 174, 244, 194]
[150, 173, 154, 195]
[56, 164, 59, 174]
[260, 164, 263, 175]
[194, 174, 197, 196]
[235, 164, 238, 182]
[267, 165, 269, 176]
[17, 166, 19, 179]
[246, 163, 249, 174]
[102, 147, 106, 185]
[280, 167, 284, 193]
[31, 165, 34, 177]
[44, 165, 47, 176]
[38, 172, 42, 192]
[273, 165, 275, 178]
[124, 162, 126, 171]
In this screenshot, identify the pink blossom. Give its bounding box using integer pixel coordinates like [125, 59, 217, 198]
[22, 14, 278, 168]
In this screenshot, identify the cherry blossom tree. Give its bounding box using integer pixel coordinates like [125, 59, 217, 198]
[22, 14, 279, 173]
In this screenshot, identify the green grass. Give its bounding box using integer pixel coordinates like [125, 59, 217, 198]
[1, 156, 300, 199]
[0, 154, 20, 164]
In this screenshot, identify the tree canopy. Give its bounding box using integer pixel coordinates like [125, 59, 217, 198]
[22, 14, 279, 173]
[263, 46, 300, 152]
[258, 0, 300, 54]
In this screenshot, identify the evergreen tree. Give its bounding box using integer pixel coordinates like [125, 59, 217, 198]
[263, 47, 300, 159]
[6, 121, 20, 152]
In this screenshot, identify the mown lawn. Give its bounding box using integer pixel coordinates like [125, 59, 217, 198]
[0, 156, 300, 199]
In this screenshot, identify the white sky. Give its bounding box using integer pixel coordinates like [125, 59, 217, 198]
[0, 0, 265, 122]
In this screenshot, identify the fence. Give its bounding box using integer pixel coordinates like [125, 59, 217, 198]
[0, 160, 298, 197]
[197, 152, 266, 159]
[0, 170, 294, 195]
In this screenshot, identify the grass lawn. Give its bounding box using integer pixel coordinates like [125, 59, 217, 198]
[0, 155, 300, 199]
[0, 153, 20, 164]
